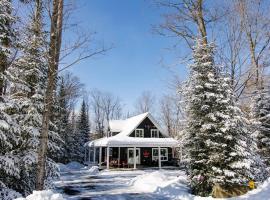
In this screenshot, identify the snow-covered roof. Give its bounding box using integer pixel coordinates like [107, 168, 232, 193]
[86, 136, 179, 147]
[110, 112, 167, 137]
[109, 120, 126, 132]
[86, 112, 179, 147]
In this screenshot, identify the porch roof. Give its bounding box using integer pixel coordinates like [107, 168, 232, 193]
[85, 136, 179, 147]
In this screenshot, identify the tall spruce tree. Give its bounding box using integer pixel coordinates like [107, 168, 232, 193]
[0, 1, 21, 198]
[185, 39, 256, 196]
[77, 100, 90, 163]
[5, 0, 60, 195]
[55, 78, 69, 163]
[251, 89, 270, 168]
[67, 109, 79, 162]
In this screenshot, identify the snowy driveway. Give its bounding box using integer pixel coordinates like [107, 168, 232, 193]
[54, 167, 186, 200]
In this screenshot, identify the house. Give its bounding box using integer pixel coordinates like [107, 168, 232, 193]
[84, 112, 179, 169]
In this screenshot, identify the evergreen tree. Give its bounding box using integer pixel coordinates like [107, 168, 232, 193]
[66, 109, 78, 162]
[251, 89, 270, 168]
[0, 0, 21, 195]
[4, 0, 60, 195]
[55, 78, 69, 163]
[77, 100, 90, 163]
[0, 0, 14, 95]
[185, 39, 255, 196]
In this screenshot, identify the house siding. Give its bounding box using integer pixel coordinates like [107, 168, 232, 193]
[129, 117, 164, 138]
[108, 147, 173, 167]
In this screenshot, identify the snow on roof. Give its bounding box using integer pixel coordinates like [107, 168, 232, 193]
[110, 112, 167, 137]
[109, 120, 126, 132]
[86, 136, 179, 147]
[85, 112, 178, 147]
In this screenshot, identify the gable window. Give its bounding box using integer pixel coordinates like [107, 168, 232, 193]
[135, 129, 144, 137]
[152, 148, 168, 161]
[151, 129, 159, 138]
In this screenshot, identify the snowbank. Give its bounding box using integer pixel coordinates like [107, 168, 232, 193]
[128, 171, 178, 192]
[14, 190, 64, 200]
[58, 161, 84, 172]
[155, 175, 270, 200]
[57, 163, 68, 172]
[65, 161, 84, 170]
[236, 177, 270, 200]
[129, 170, 270, 199]
[87, 166, 99, 175]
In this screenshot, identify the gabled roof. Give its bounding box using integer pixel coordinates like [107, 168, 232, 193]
[110, 112, 167, 137]
[85, 112, 178, 148]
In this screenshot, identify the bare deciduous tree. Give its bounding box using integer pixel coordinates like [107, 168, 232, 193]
[89, 90, 105, 138]
[61, 72, 84, 112]
[36, 0, 64, 190]
[155, 0, 225, 48]
[101, 92, 122, 133]
[89, 89, 123, 138]
[216, 3, 251, 99]
[134, 90, 156, 114]
[236, 0, 270, 91]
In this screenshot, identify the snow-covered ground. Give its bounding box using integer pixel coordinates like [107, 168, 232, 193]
[54, 163, 180, 199]
[14, 190, 64, 200]
[52, 162, 270, 200]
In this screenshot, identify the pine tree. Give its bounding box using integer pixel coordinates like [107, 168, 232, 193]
[55, 78, 69, 163]
[185, 39, 255, 196]
[66, 109, 78, 162]
[0, 1, 22, 199]
[0, 0, 14, 95]
[77, 100, 90, 163]
[251, 89, 270, 168]
[4, 0, 61, 195]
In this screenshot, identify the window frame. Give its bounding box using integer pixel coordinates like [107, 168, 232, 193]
[152, 148, 168, 161]
[135, 129, 144, 137]
[151, 129, 159, 138]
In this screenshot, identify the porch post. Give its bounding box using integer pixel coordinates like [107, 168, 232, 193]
[88, 147, 91, 162]
[93, 147, 96, 163]
[172, 147, 175, 158]
[133, 147, 136, 169]
[99, 147, 102, 167]
[90, 147, 92, 163]
[84, 148, 86, 163]
[158, 147, 161, 169]
[180, 144, 183, 162]
[118, 147, 120, 168]
[106, 146, 110, 169]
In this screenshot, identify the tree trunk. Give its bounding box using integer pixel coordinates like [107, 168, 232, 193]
[36, 0, 63, 190]
[246, 32, 260, 89]
[0, 0, 12, 97]
[196, 0, 208, 45]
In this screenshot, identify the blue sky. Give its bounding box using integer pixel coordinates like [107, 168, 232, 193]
[63, 0, 188, 113]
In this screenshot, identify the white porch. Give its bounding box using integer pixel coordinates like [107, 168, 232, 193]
[84, 136, 180, 170]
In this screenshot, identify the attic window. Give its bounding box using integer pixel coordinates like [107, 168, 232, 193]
[135, 129, 144, 137]
[151, 129, 159, 138]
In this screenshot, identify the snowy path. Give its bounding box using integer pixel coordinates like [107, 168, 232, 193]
[54, 168, 185, 200]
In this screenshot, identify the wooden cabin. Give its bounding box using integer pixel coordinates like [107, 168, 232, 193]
[84, 112, 179, 169]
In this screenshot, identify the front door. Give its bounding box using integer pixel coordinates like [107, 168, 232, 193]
[128, 148, 140, 164]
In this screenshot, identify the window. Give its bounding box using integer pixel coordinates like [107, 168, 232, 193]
[152, 148, 168, 161]
[151, 129, 159, 138]
[135, 129, 144, 137]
